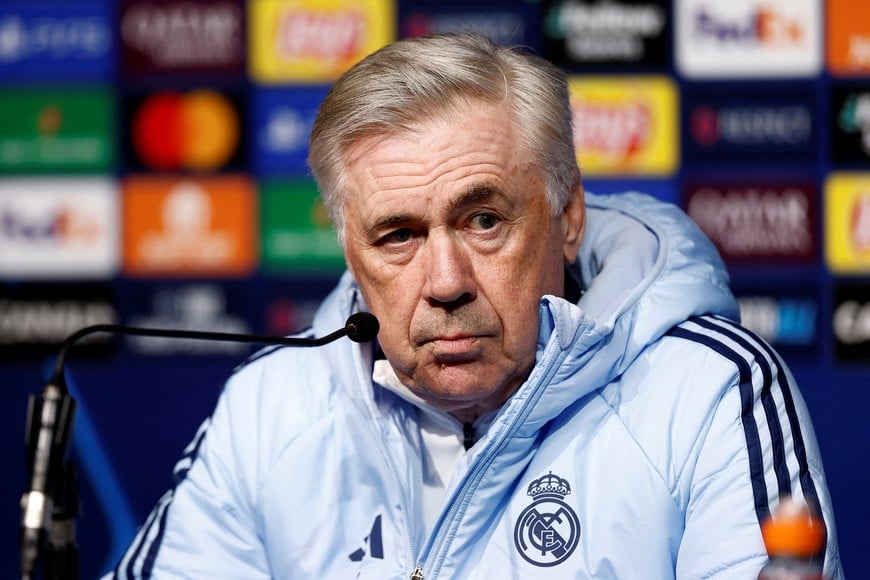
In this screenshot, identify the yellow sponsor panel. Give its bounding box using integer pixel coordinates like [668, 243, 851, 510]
[249, 0, 394, 84]
[825, 173, 870, 273]
[568, 76, 678, 176]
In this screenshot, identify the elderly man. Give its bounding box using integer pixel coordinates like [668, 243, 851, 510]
[110, 33, 841, 578]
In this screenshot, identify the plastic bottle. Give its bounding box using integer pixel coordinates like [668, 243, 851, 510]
[757, 497, 827, 580]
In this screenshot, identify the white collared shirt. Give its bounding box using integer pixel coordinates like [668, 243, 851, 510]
[373, 359, 495, 537]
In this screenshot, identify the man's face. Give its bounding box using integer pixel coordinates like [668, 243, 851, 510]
[342, 102, 584, 421]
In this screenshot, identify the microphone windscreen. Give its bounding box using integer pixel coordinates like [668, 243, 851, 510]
[345, 312, 380, 343]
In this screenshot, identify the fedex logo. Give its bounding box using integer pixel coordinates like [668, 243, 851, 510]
[692, 5, 804, 46]
[0, 178, 118, 278]
[0, 206, 103, 245]
[676, 0, 821, 79]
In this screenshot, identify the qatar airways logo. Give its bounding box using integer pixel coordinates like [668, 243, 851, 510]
[686, 185, 815, 262]
[574, 100, 651, 160]
[121, 0, 243, 68]
[275, 11, 364, 61]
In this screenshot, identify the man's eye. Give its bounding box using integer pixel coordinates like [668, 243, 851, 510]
[470, 213, 500, 230]
[382, 228, 413, 244]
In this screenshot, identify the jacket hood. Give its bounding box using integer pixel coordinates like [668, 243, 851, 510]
[513, 191, 739, 433]
[308, 191, 739, 422]
[560, 191, 737, 373]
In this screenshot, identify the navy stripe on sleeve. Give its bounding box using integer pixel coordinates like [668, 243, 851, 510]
[665, 315, 827, 565]
[692, 317, 792, 499]
[709, 315, 822, 515]
[669, 316, 828, 564]
[666, 324, 772, 525]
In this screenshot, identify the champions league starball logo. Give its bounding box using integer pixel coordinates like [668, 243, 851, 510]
[513, 472, 581, 567]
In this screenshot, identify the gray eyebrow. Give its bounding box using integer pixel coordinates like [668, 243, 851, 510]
[362, 182, 508, 241]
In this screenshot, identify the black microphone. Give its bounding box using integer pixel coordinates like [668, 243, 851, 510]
[19, 312, 379, 580]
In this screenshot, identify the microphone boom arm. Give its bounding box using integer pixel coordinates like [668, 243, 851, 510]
[21, 312, 378, 579]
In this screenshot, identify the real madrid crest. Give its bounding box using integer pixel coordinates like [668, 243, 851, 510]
[513, 471, 581, 567]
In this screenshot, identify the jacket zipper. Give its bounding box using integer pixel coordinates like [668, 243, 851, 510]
[419, 344, 567, 578]
[349, 323, 419, 577]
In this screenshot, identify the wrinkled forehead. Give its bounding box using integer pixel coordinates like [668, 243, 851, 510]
[342, 104, 528, 196]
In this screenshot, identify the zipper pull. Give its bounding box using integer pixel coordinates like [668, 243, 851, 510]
[410, 565, 424, 580]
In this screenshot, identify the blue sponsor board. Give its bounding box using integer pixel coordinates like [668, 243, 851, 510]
[584, 178, 678, 205]
[681, 82, 818, 167]
[118, 280, 258, 357]
[398, 0, 541, 48]
[249, 86, 330, 177]
[730, 282, 821, 360]
[0, 1, 114, 80]
[262, 275, 342, 336]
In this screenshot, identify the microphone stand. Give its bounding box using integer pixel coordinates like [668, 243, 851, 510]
[19, 314, 379, 579]
[21, 376, 76, 580]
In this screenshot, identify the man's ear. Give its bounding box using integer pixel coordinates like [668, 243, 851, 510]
[561, 183, 585, 264]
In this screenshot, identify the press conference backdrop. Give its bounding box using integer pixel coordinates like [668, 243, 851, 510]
[1, 0, 867, 576]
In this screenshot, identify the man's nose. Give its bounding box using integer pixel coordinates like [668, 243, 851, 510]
[423, 231, 476, 307]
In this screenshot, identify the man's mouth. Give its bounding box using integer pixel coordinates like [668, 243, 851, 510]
[428, 335, 484, 362]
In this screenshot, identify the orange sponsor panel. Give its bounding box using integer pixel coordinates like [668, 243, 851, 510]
[827, 0, 870, 75]
[123, 175, 257, 277]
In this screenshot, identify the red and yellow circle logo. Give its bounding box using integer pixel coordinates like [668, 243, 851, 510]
[132, 89, 240, 171]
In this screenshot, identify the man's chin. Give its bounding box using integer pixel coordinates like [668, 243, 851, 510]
[413, 365, 508, 411]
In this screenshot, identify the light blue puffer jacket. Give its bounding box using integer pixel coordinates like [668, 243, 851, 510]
[109, 192, 842, 579]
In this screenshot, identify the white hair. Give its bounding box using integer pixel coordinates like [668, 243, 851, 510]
[308, 32, 581, 243]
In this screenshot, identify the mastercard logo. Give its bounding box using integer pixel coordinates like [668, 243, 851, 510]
[131, 89, 240, 171]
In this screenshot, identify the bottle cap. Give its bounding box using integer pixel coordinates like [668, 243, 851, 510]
[761, 497, 826, 557]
